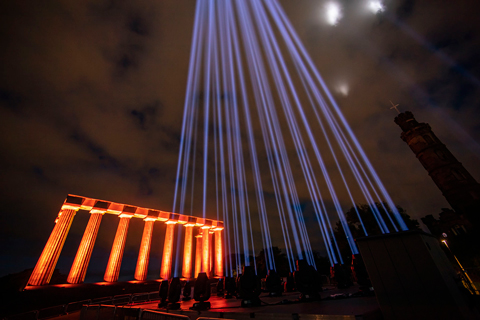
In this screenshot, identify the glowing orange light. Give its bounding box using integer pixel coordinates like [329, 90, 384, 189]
[195, 234, 202, 278]
[215, 230, 223, 277]
[106, 203, 123, 214]
[79, 198, 96, 211]
[134, 219, 154, 281]
[30, 194, 225, 286]
[201, 228, 210, 275]
[61, 204, 81, 211]
[182, 225, 194, 279]
[158, 211, 170, 222]
[104, 216, 131, 282]
[67, 212, 103, 284]
[160, 223, 175, 280]
[28, 209, 77, 286]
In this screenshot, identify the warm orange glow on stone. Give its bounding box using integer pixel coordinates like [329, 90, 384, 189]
[201, 228, 211, 275]
[30, 194, 225, 286]
[215, 230, 223, 277]
[160, 223, 175, 280]
[67, 212, 103, 284]
[195, 234, 202, 278]
[104, 216, 131, 282]
[28, 209, 77, 286]
[182, 225, 194, 279]
[134, 219, 155, 281]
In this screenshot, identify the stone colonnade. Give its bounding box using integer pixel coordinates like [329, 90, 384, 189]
[27, 195, 224, 286]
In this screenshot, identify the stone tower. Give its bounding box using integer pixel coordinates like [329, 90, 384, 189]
[394, 111, 480, 226]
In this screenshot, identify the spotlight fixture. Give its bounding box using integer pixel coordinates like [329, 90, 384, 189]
[265, 269, 283, 296]
[216, 277, 225, 297]
[223, 276, 236, 298]
[157, 280, 169, 308]
[294, 260, 321, 301]
[182, 280, 192, 301]
[167, 277, 182, 310]
[351, 254, 371, 291]
[332, 263, 352, 289]
[237, 266, 261, 307]
[284, 272, 295, 292]
[190, 272, 211, 310]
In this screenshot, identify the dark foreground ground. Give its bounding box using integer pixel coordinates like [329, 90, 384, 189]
[2, 283, 382, 320]
[1, 280, 162, 317]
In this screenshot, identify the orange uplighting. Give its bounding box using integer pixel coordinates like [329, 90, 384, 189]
[67, 212, 103, 284]
[65, 194, 224, 227]
[28, 209, 77, 286]
[61, 204, 81, 211]
[106, 203, 123, 215]
[160, 223, 175, 280]
[134, 219, 155, 281]
[182, 225, 194, 279]
[158, 211, 170, 222]
[79, 198, 96, 211]
[195, 234, 202, 278]
[201, 228, 210, 275]
[196, 218, 205, 227]
[29, 194, 225, 286]
[178, 215, 189, 224]
[215, 230, 223, 277]
[104, 216, 131, 282]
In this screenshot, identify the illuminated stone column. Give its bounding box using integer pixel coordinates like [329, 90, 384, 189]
[182, 225, 194, 279]
[214, 230, 223, 277]
[160, 222, 176, 280]
[104, 214, 132, 282]
[201, 227, 211, 276]
[67, 211, 104, 284]
[195, 233, 202, 278]
[28, 209, 77, 286]
[134, 219, 155, 281]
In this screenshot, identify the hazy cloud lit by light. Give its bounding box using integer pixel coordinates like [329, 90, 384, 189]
[368, 1, 385, 14]
[325, 2, 342, 26]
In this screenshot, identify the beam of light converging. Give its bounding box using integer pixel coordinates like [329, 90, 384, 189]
[172, 0, 409, 277]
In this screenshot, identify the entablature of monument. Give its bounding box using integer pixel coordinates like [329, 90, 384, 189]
[61, 194, 224, 230]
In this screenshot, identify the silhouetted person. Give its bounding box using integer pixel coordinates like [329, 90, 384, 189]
[265, 269, 283, 296]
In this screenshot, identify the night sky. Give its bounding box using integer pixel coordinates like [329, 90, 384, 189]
[1, 0, 480, 280]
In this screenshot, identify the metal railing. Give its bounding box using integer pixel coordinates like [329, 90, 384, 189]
[2, 291, 161, 320]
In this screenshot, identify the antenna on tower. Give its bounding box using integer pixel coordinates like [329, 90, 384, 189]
[389, 101, 400, 114]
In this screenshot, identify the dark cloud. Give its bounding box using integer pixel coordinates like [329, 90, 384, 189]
[0, 89, 22, 111]
[395, 0, 416, 20]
